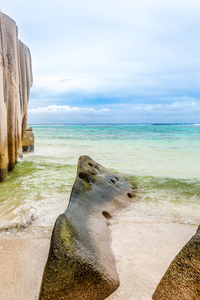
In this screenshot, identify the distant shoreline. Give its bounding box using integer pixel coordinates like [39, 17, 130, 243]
[27, 122, 199, 126]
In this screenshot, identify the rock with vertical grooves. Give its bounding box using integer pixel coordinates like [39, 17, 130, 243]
[152, 225, 200, 300]
[0, 12, 33, 180]
[39, 155, 135, 300]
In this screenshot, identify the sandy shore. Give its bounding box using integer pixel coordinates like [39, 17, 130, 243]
[0, 221, 196, 300]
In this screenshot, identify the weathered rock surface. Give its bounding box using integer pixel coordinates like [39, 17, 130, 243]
[0, 12, 33, 180]
[39, 155, 135, 300]
[152, 225, 200, 300]
[22, 129, 34, 152]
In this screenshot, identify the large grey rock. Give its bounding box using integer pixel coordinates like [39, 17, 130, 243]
[152, 225, 200, 300]
[39, 155, 135, 300]
[0, 12, 33, 180]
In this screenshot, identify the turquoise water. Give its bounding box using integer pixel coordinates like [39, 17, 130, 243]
[0, 124, 200, 235]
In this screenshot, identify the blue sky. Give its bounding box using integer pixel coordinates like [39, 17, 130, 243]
[1, 0, 200, 123]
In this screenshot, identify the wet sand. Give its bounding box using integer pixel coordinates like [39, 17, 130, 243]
[0, 221, 196, 300]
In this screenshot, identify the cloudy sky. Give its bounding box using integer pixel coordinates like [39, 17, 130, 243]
[1, 0, 200, 123]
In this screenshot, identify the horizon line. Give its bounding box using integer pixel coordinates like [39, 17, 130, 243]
[27, 122, 199, 126]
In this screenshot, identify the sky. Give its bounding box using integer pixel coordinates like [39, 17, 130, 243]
[1, 0, 200, 123]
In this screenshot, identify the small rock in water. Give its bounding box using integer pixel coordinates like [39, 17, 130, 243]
[22, 130, 34, 152]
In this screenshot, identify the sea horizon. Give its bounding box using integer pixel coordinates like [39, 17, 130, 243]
[28, 122, 200, 125]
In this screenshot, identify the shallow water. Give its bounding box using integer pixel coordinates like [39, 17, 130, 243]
[0, 124, 199, 235]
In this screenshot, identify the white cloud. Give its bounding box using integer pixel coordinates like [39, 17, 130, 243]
[28, 104, 112, 124]
[29, 105, 110, 113]
[132, 101, 200, 113]
[28, 102, 200, 124]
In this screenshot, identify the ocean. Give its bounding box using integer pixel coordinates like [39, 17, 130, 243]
[0, 124, 200, 236]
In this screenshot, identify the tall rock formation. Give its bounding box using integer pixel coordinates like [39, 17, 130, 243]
[0, 12, 33, 180]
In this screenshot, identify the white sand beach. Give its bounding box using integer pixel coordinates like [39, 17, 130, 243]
[0, 220, 196, 300]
